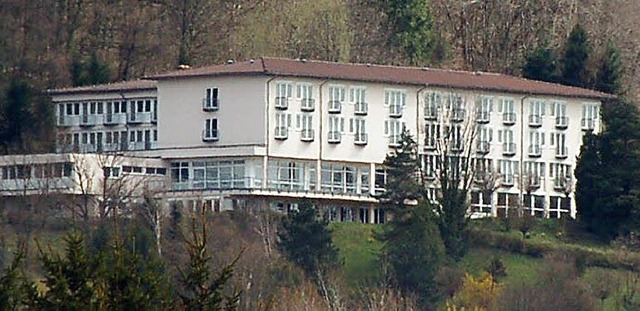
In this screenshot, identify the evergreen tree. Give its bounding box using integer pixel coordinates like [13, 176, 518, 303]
[277, 199, 340, 278]
[595, 41, 624, 95]
[382, 201, 445, 307]
[381, 0, 438, 65]
[522, 44, 559, 83]
[0, 245, 32, 310]
[576, 99, 640, 239]
[70, 52, 111, 87]
[379, 130, 424, 208]
[0, 78, 35, 154]
[561, 24, 591, 87]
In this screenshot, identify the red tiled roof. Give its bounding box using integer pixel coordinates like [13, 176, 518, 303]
[148, 57, 612, 100]
[48, 80, 157, 95]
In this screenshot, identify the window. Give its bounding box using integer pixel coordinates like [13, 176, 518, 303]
[551, 163, 572, 191]
[275, 112, 290, 139]
[385, 119, 404, 147]
[524, 161, 545, 189]
[424, 123, 440, 150]
[275, 82, 292, 109]
[476, 96, 492, 123]
[321, 163, 358, 194]
[444, 125, 463, 152]
[203, 88, 219, 111]
[529, 100, 545, 126]
[171, 162, 190, 185]
[501, 129, 515, 155]
[528, 130, 544, 157]
[498, 160, 517, 186]
[446, 93, 465, 121]
[350, 87, 367, 115]
[477, 126, 492, 154]
[269, 160, 304, 190]
[374, 168, 387, 194]
[551, 101, 568, 128]
[297, 83, 315, 111]
[328, 116, 343, 143]
[385, 89, 406, 117]
[582, 103, 598, 131]
[425, 92, 442, 120]
[328, 85, 345, 113]
[203, 118, 218, 141]
[194, 160, 246, 189]
[499, 97, 516, 125]
[300, 113, 314, 142]
[554, 132, 567, 159]
[353, 118, 367, 145]
[421, 154, 438, 180]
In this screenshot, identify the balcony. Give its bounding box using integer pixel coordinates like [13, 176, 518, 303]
[128, 112, 151, 124]
[450, 108, 466, 122]
[528, 145, 541, 157]
[476, 111, 490, 124]
[424, 138, 436, 151]
[144, 141, 157, 150]
[274, 126, 288, 140]
[328, 100, 342, 113]
[151, 111, 158, 123]
[202, 98, 219, 111]
[554, 176, 571, 191]
[424, 107, 438, 120]
[129, 141, 146, 150]
[58, 115, 79, 127]
[354, 132, 368, 145]
[502, 112, 516, 125]
[327, 131, 341, 143]
[202, 128, 219, 142]
[528, 115, 542, 127]
[527, 175, 541, 189]
[389, 135, 401, 148]
[389, 104, 402, 118]
[502, 143, 516, 156]
[301, 98, 315, 111]
[556, 147, 568, 159]
[555, 116, 568, 129]
[502, 174, 514, 187]
[451, 142, 464, 153]
[104, 113, 126, 125]
[301, 129, 315, 142]
[354, 102, 368, 115]
[476, 141, 490, 155]
[79, 115, 96, 127]
[581, 118, 595, 131]
[275, 97, 289, 110]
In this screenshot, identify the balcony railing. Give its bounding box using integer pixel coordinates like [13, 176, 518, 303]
[354, 132, 368, 145]
[274, 126, 288, 140]
[528, 145, 541, 157]
[80, 115, 96, 127]
[301, 98, 315, 111]
[327, 131, 341, 143]
[554, 176, 571, 191]
[529, 114, 542, 127]
[328, 100, 342, 113]
[581, 118, 595, 131]
[502, 112, 516, 125]
[502, 143, 516, 156]
[424, 138, 437, 151]
[301, 129, 315, 142]
[389, 135, 401, 148]
[555, 116, 568, 129]
[424, 107, 438, 120]
[104, 113, 125, 125]
[202, 98, 219, 111]
[450, 108, 466, 122]
[202, 129, 219, 142]
[128, 112, 151, 124]
[275, 97, 289, 109]
[476, 141, 490, 154]
[389, 104, 402, 117]
[527, 175, 541, 188]
[354, 102, 368, 115]
[502, 174, 514, 187]
[476, 111, 490, 124]
[556, 147, 568, 159]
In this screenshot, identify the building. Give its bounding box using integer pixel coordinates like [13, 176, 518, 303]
[0, 57, 611, 221]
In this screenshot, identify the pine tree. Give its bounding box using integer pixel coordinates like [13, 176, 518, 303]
[0, 78, 35, 154]
[561, 24, 591, 87]
[379, 130, 424, 208]
[382, 201, 444, 307]
[595, 41, 624, 95]
[0, 245, 32, 310]
[522, 44, 559, 83]
[277, 200, 340, 279]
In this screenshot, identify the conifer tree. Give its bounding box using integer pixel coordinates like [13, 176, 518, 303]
[0, 78, 35, 154]
[277, 199, 340, 278]
[595, 41, 624, 95]
[522, 44, 559, 83]
[0, 245, 31, 310]
[379, 130, 424, 209]
[561, 24, 591, 87]
[381, 0, 438, 65]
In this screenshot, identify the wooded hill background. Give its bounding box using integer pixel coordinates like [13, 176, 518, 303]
[1, 0, 638, 98]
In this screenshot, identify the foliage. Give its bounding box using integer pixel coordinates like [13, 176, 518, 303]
[576, 99, 640, 240]
[379, 130, 424, 208]
[0, 244, 31, 310]
[485, 257, 507, 282]
[561, 24, 591, 87]
[0, 78, 46, 154]
[448, 272, 501, 311]
[277, 199, 340, 279]
[70, 52, 111, 87]
[595, 41, 624, 95]
[380, 0, 439, 65]
[179, 211, 241, 310]
[381, 201, 445, 307]
[522, 44, 560, 83]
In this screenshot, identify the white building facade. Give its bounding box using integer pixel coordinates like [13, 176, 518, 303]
[0, 57, 611, 222]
